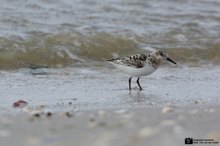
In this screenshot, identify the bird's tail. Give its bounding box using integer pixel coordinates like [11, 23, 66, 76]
[102, 58, 118, 62]
[102, 53, 119, 62]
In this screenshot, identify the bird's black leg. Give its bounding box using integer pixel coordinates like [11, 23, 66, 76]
[136, 77, 143, 90]
[129, 77, 132, 91]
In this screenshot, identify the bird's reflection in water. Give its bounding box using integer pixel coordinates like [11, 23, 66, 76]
[120, 91, 158, 104]
[126, 91, 147, 103]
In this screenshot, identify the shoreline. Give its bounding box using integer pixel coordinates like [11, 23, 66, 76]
[1, 65, 220, 108]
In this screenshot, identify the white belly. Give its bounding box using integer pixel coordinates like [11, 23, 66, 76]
[112, 63, 156, 77]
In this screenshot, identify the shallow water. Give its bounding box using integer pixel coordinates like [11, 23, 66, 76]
[0, 66, 219, 110]
[0, 0, 220, 69]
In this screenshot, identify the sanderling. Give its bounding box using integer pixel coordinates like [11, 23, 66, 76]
[107, 50, 177, 91]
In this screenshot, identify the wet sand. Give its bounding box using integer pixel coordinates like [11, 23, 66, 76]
[0, 65, 220, 146]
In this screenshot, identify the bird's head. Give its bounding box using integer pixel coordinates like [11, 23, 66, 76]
[156, 50, 177, 65]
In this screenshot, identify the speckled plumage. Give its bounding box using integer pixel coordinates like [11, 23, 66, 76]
[108, 51, 164, 69]
[107, 50, 177, 91]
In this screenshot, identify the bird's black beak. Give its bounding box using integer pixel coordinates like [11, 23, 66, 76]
[167, 57, 177, 65]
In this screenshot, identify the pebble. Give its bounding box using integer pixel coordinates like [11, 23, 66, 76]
[194, 100, 199, 104]
[90, 117, 95, 122]
[162, 106, 174, 113]
[29, 110, 43, 117]
[46, 112, 53, 117]
[33, 113, 41, 118]
[98, 110, 107, 116]
[64, 112, 73, 118]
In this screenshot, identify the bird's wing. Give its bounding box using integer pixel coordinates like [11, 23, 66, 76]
[107, 53, 148, 68]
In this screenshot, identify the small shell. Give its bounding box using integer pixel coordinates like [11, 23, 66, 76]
[13, 100, 28, 108]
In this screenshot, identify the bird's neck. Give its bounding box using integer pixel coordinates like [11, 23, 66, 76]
[150, 55, 163, 69]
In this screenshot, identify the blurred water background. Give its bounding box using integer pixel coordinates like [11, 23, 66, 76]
[0, 0, 220, 69]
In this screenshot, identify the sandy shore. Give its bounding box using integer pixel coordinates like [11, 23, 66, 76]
[0, 65, 220, 146]
[1, 105, 220, 146]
